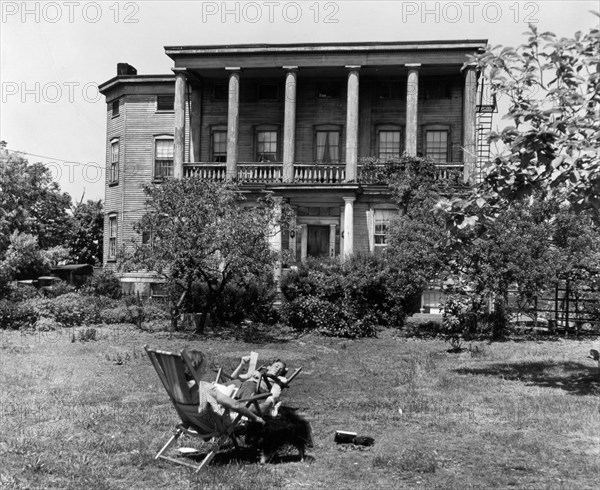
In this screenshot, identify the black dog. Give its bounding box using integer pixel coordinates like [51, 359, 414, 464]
[245, 407, 313, 464]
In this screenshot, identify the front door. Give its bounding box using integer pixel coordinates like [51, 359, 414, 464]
[307, 226, 330, 257]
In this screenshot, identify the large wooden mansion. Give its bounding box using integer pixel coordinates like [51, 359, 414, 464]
[99, 40, 492, 296]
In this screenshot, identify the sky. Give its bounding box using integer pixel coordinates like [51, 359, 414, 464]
[1, 0, 598, 202]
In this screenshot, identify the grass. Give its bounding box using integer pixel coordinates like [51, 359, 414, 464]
[1, 323, 599, 489]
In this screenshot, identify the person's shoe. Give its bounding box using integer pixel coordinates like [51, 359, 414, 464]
[271, 401, 282, 417]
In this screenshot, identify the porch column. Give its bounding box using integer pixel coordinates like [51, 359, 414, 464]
[405, 63, 421, 156]
[173, 70, 187, 179]
[190, 84, 202, 163]
[463, 64, 478, 184]
[300, 224, 308, 262]
[342, 197, 355, 260]
[282, 66, 298, 182]
[345, 66, 361, 182]
[226, 67, 241, 181]
[329, 224, 337, 258]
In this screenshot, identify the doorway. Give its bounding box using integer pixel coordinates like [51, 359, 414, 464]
[307, 226, 330, 257]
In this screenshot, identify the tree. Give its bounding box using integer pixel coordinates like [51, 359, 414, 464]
[440, 20, 600, 231]
[0, 142, 73, 256]
[68, 199, 103, 265]
[123, 178, 292, 331]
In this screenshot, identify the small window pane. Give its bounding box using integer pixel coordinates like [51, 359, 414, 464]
[154, 139, 174, 179]
[213, 84, 227, 100]
[112, 99, 119, 116]
[425, 131, 448, 163]
[108, 216, 118, 258]
[258, 84, 278, 100]
[316, 131, 340, 163]
[374, 210, 394, 246]
[212, 131, 227, 162]
[378, 131, 401, 160]
[110, 141, 119, 182]
[156, 95, 174, 111]
[257, 131, 277, 162]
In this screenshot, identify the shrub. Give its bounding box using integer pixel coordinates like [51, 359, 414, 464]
[0, 300, 38, 330]
[99, 305, 131, 324]
[25, 293, 100, 327]
[6, 283, 41, 302]
[34, 317, 62, 331]
[43, 280, 75, 298]
[80, 270, 122, 299]
[441, 293, 491, 350]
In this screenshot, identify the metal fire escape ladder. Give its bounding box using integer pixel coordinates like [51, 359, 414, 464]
[475, 77, 497, 183]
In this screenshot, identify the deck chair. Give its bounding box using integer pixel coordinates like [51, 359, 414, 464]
[144, 345, 270, 472]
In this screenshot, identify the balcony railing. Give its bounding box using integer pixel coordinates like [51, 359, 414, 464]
[183, 162, 464, 184]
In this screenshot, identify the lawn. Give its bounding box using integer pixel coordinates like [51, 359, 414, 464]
[1, 323, 599, 489]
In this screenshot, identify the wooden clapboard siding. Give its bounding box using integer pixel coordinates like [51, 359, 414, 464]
[104, 97, 125, 265]
[295, 77, 347, 163]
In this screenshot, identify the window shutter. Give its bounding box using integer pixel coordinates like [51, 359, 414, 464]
[366, 209, 374, 253]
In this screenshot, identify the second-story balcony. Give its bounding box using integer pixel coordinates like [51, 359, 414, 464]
[183, 162, 465, 185]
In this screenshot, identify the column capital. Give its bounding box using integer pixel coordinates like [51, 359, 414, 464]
[405, 63, 421, 69]
[345, 65, 361, 71]
[172, 67, 187, 75]
[282, 65, 299, 71]
[342, 196, 356, 204]
[225, 66, 242, 72]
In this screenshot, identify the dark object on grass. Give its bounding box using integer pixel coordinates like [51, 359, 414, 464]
[334, 430, 375, 446]
[245, 407, 313, 464]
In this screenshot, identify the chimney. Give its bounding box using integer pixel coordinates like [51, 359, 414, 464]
[117, 63, 137, 76]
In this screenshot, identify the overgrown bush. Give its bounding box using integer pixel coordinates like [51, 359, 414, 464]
[280, 255, 413, 338]
[5, 283, 40, 302]
[24, 293, 100, 327]
[80, 270, 122, 299]
[43, 280, 75, 298]
[0, 300, 38, 330]
[441, 293, 492, 350]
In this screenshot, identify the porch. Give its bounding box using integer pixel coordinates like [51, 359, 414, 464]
[183, 161, 464, 184]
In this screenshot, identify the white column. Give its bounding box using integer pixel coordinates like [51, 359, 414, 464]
[173, 70, 187, 178]
[345, 66, 360, 181]
[190, 84, 202, 163]
[226, 67, 241, 180]
[342, 197, 355, 260]
[405, 63, 421, 156]
[283, 66, 298, 182]
[300, 224, 308, 262]
[329, 224, 337, 258]
[463, 64, 477, 183]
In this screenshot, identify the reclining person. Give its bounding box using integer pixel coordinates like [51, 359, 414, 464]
[229, 356, 288, 415]
[184, 349, 265, 429]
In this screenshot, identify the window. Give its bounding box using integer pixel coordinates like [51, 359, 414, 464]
[112, 99, 119, 117]
[213, 83, 228, 100]
[376, 82, 402, 100]
[108, 215, 118, 260]
[211, 131, 227, 162]
[374, 210, 394, 246]
[317, 82, 341, 99]
[420, 79, 451, 100]
[256, 130, 278, 162]
[258, 83, 278, 100]
[154, 138, 174, 180]
[109, 140, 119, 183]
[315, 130, 340, 163]
[378, 130, 401, 160]
[156, 95, 174, 112]
[425, 130, 449, 163]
